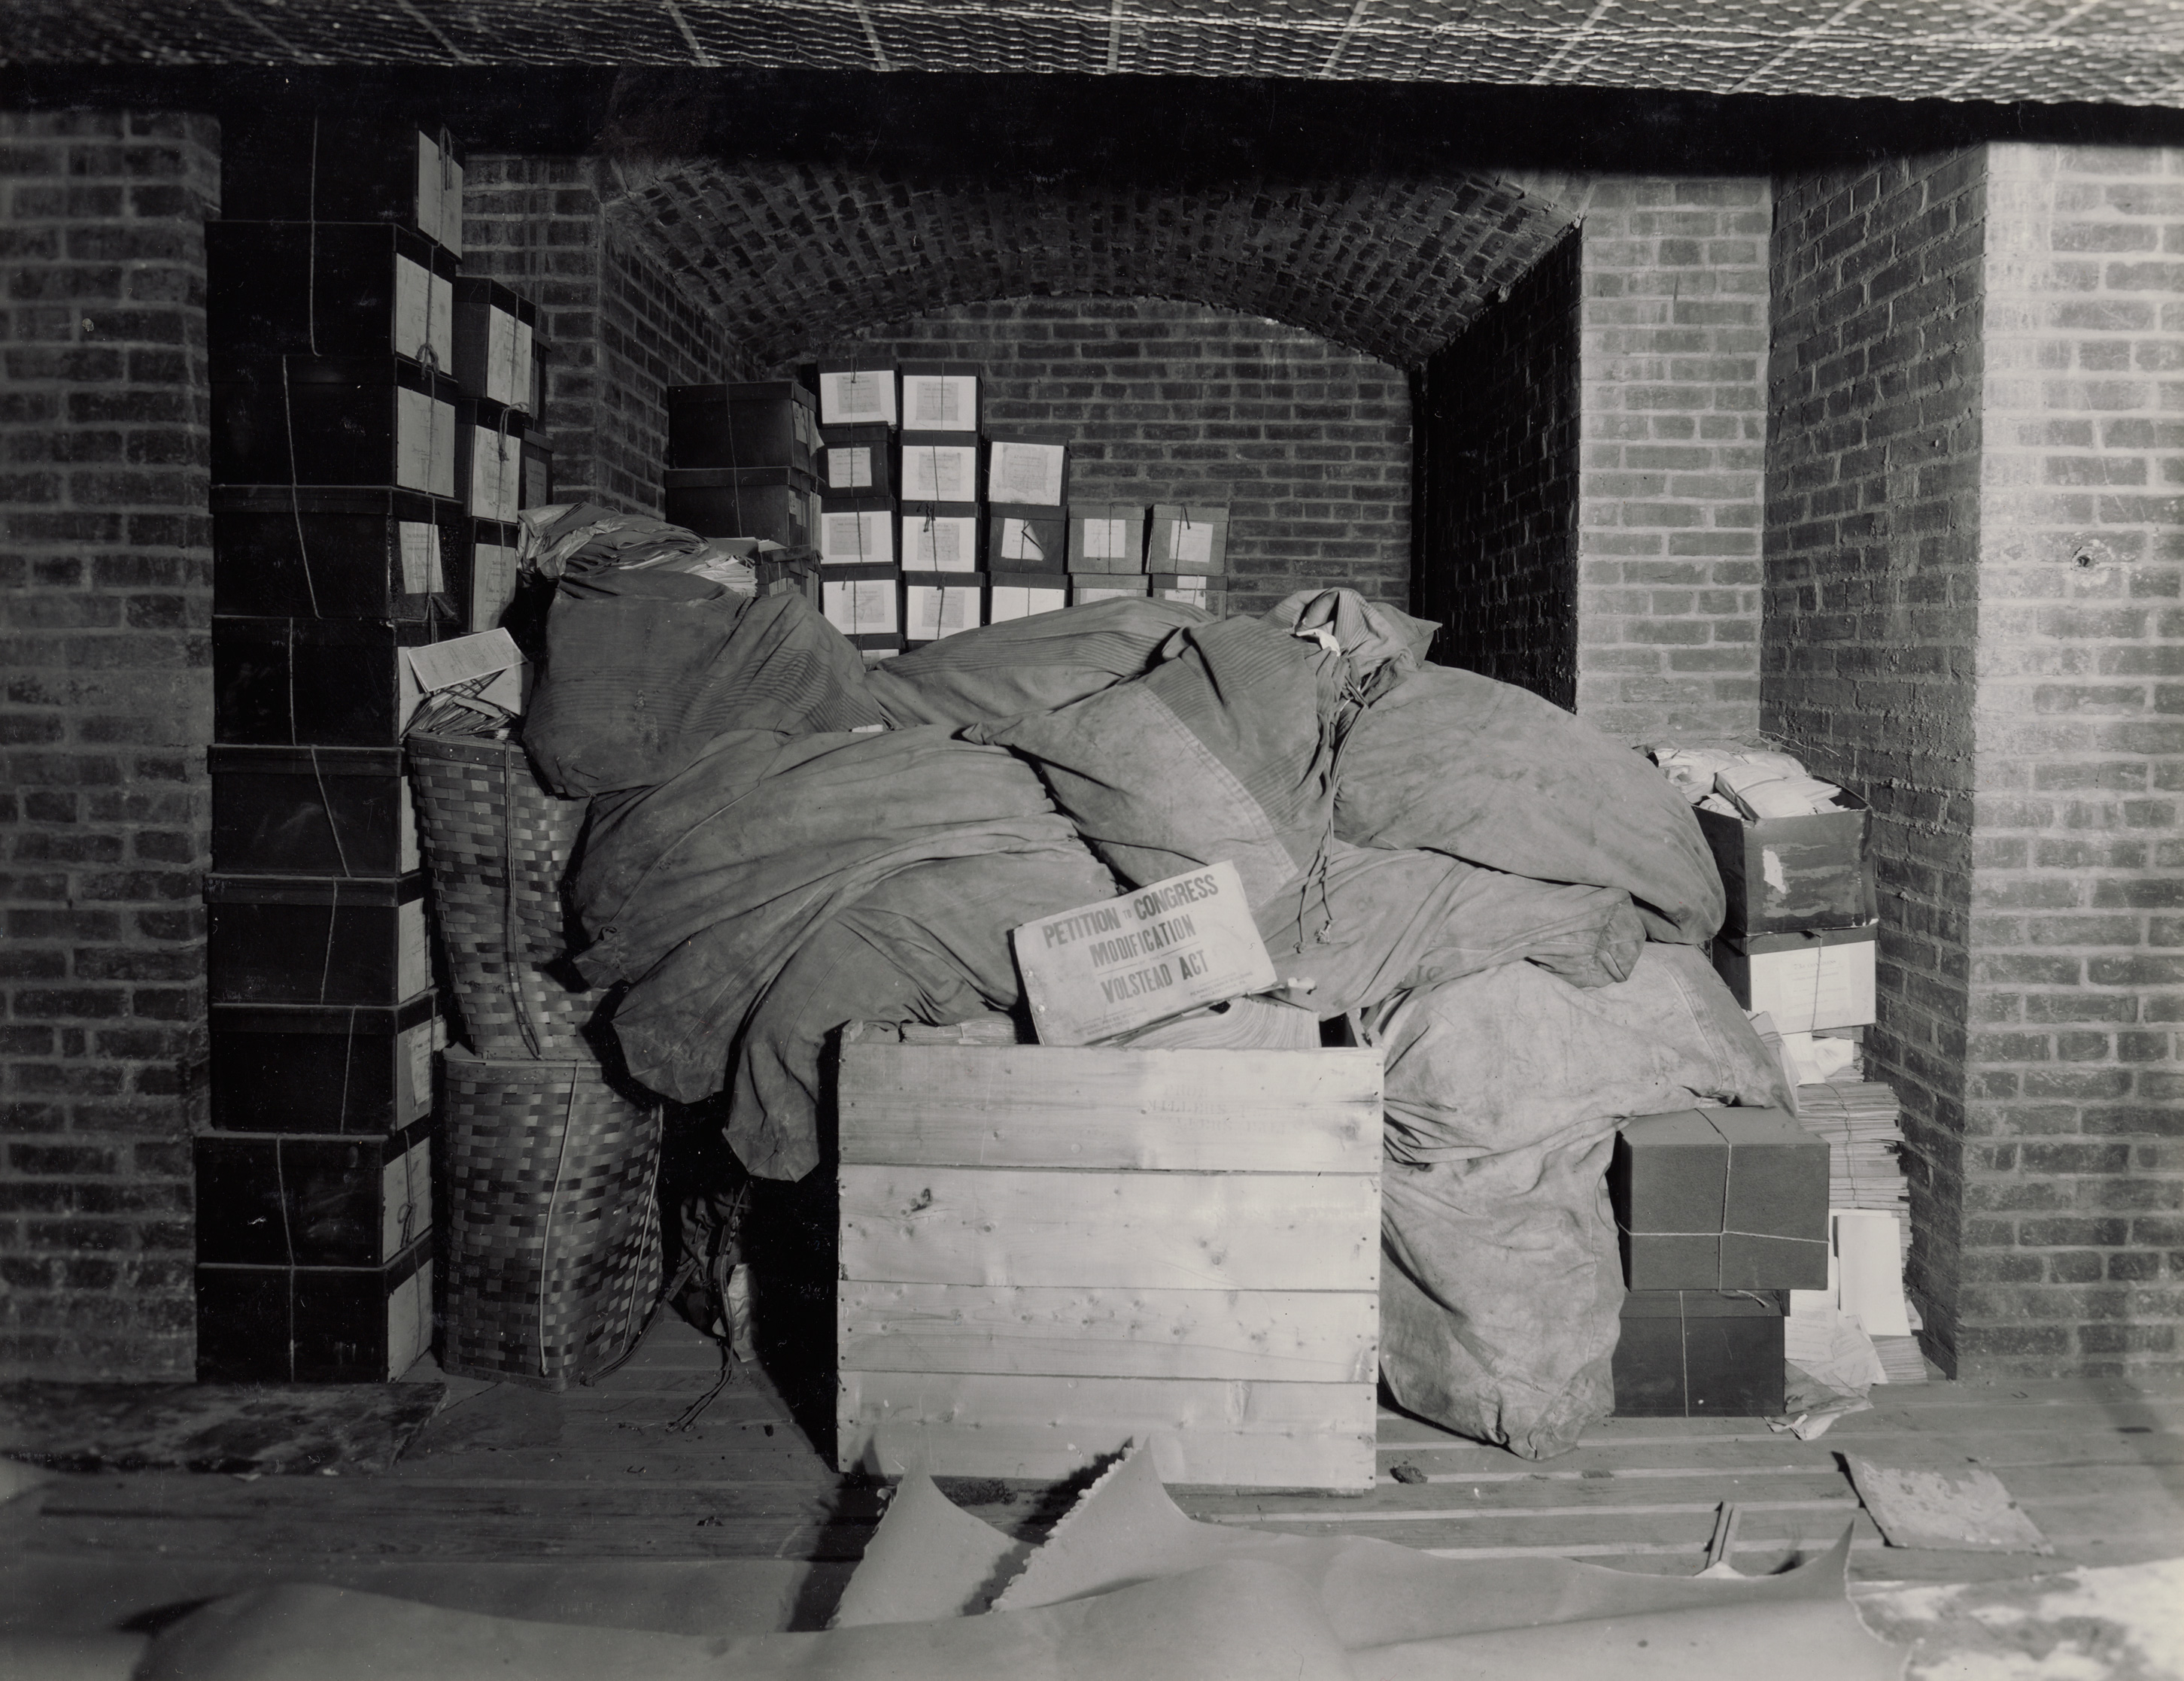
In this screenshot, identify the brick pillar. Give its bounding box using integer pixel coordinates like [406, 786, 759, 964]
[1962, 142, 2184, 1376]
[464, 156, 740, 517]
[1, 110, 218, 1382]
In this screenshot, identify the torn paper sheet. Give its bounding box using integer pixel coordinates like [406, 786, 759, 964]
[1843, 1456, 2054, 1555]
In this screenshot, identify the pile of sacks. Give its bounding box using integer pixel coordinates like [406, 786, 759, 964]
[518, 511, 1790, 1460]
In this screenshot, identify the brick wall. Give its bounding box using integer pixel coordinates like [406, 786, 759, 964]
[1765, 151, 1989, 1373]
[0, 110, 218, 1382]
[1513, 174, 1770, 743]
[463, 156, 737, 517]
[785, 299, 1412, 614]
[1961, 142, 2184, 1378]
[1414, 229, 1581, 701]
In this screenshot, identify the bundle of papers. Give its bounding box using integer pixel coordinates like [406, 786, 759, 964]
[1797, 1079, 1911, 1241]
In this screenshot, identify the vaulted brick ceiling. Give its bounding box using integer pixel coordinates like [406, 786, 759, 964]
[13, 0, 2183, 108]
[600, 160, 1574, 365]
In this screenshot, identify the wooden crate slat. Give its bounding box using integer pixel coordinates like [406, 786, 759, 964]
[838, 1282, 1377, 1383]
[840, 1165, 1380, 1292]
[837, 1371, 1378, 1489]
[837, 1042, 1383, 1172]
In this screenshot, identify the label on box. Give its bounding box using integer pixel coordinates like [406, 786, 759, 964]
[1013, 859, 1279, 1046]
[824, 578, 900, 636]
[397, 1015, 434, 1123]
[397, 897, 430, 1002]
[828, 445, 874, 490]
[393, 254, 430, 362]
[387, 1255, 431, 1379]
[1173, 518, 1216, 565]
[989, 584, 1065, 622]
[825, 369, 895, 426]
[989, 440, 1063, 505]
[439, 158, 465, 257]
[469, 426, 520, 522]
[907, 583, 977, 642]
[415, 132, 440, 241]
[901, 443, 974, 502]
[1074, 582, 1145, 604]
[1081, 517, 1128, 560]
[396, 520, 442, 594]
[396, 387, 454, 497]
[514, 316, 534, 407]
[472, 538, 517, 633]
[822, 509, 892, 565]
[904, 514, 977, 572]
[998, 517, 1053, 566]
[904, 373, 973, 429]
[487, 305, 520, 406]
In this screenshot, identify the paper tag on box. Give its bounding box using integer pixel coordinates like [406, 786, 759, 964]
[1013, 860, 1279, 1046]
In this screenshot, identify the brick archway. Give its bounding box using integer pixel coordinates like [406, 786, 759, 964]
[600, 159, 1575, 369]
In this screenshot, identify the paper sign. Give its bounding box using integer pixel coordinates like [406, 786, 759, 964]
[1173, 518, 1215, 565]
[403, 627, 522, 696]
[907, 584, 976, 642]
[1082, 517, 1126, 560]
[428, 273, 453, 369]
[999, 518, 1046, 565]
[396, 520, 438, 593]
[907, 515, 977, 572]
[904, 374, 974, 429]
[394, 387, 436, 493]
[439, 156, 465, 257]
[393, 254, 430, 362]
[989, 440, 1063, 505]
[822, 510, 892, 564]
[397, 1017, 434, 1124]
[901, 444, 973, 502]
[414, 132, 439, 242]
[471, 539, 517, 632]
[514, 316, 534, 408]
[828, 446, 873, 490]
[1014, 860, 1280, 1046]
[824, 578, 900, 636]
[989, 584, 1065, 623]
[824, 369, 896, 426]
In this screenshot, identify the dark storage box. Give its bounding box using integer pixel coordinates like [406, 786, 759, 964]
[898, 363, 979, 432]
[1147, 503, 1230, 574]
[451, 277, 539, 407]
[219, 113, 463, 252]
[1068, 501, 1148, 574]
[899, 502, 982, 572]
[212, 355, 460, 498]
[208, 222, 456, 368]
[820, 423, 895, 499]
[196, 1236, 433, 1384]
[214, 616, 438, 746]
[1698, 792, 1875, 937]
[209, 994, 440, 1136]
[457, 397, 526, 524]
[196, 1115, 435, 1268]
[207, 872, 432, 1008]
[212, 486, 467, 624]
[1613, 1290, 1786, 1418]
[1610, 1106, 1829, 1291]
[664, 467, 819, 548]
[210, 744, 416, 878]
[989, 504, 1068, 573]
[1712, 924, 1879, 1033]
[667, 380, 818, 474]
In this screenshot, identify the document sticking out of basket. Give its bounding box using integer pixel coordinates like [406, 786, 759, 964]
[402, 627, 526, 739]
[1012, 860, 1278, 1046]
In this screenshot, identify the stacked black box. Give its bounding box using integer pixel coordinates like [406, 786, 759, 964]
[202, 115, 559, 1383]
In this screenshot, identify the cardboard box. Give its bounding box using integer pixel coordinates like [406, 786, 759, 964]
[1147, 503, 1229, 574]
[1613, 1290, 1786, 1418]
[212, 355, 459, 498]
[820, 423, 894, 499]
[1013, 860, 1277, 1046]
[196, 1236, 433, 1383]
[220, 114, 464, 253]
[1610, 1106, 1830, 1291]
[900, 503, 981, 572]
[196, 1115, 435, 1268]
[213, 616, 445, 747]
[989, 504, 1068, 572]
[211, 745, 418, 878]
[212, 486, 467, 624]
[817, 363, 898, 429]
[1068, 502, 1148, 574]
[1073, 578, 1150, 605]
[1697, 791, 1875, 937]
[209, 995, 441, 1135]
[664, 466, 819, 551]
[988, 574, 1068, 622]
[666, 379, 818, 475]
[835, 1020, 1383, 1488]
[904, 572, 984, 644]
[1149, 573, 1220, 611]
[986, 435, 1066, 506]
[207, 872, 432, 1008]
[450, 278, 538, 408]
[1713, 924, 1879, 1032]
[898, 362, 979, 432]
[208, 222, 457, 369]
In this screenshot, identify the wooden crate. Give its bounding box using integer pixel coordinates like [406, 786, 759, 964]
[835, 1021, 1384, 1491]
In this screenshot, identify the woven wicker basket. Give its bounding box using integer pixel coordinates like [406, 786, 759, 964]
[406, 730, 609, 1057]
[441, 1048, 664, 1389]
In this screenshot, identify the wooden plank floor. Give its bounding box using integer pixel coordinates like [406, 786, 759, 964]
[8, 1314, 2181, 1592]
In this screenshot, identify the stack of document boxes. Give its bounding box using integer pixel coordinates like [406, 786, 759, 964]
[1608, 1107, 1831, 1415]
[199, 115, 550, 1383]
